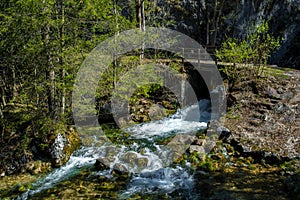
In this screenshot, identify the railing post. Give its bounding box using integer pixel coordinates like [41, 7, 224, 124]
[198, 48, 201, 68]
[181, 67, 186, 107]
[182, 48, 185, 64]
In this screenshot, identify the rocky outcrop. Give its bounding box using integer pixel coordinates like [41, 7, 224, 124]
[183, 67, 299, 163]
[224, 67, 300, 159]
[48, 128, 81, 167]
[0, 126, 81, 176]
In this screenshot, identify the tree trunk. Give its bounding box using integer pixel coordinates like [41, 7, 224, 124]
[212, 0, 225, 46]
[205, 0, 210, 46]
[48, 56, 55, 117]
[0, 75, 6, 118]
[61, 69, 65, 115]
[58, 0, 65, 115]
[136, 0, 145, 60]
[0, 75, 6, 108]
[34, 67, 39, 108]
[0, 106, 3, 119]
[12, 65, 18, 100]
[136, 0, 142, 30]
[141, 0, 145, 59]
[113, 0, 119, 88]
[44, 23, 55, 118]
[141, 0, 145, 32]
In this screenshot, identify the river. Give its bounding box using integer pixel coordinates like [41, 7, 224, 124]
[19, 101, 209, 199]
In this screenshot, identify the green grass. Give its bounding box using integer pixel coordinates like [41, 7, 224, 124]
[264, 67, 288, 79]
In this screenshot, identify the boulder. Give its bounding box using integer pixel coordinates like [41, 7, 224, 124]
[189, 145, 205, 154]
[264, 86, 281, 99]
[166, 134, 197, 160]
[112, 163, 129, 175]
[95, 157, 115, 171]
[121, 152, 138, 163]
[121, 152, 149, 172]
[48, 128, 81, 167]
[95, 157, 130, 175]
[194, 139, 206, 146]
[148, 104, 167, 121]
[206, 120, 231, 142]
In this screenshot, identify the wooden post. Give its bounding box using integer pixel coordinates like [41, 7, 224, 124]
[198, 48, 201, 68]
[181, 71, 186, 107]
[181, 48, 185, 64]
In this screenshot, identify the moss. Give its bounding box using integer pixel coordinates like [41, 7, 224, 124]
[101, 124, 132, 146]
[247, 164, 256, 170]
[64, 128, 81, 156]
[29, 167, 128, 199]
[96, 182, 116, 190]
[168, 61, 184, 72]
[226, 105, 241, 119]
[279, 160, 300, 174]
[0, 174, 37, 198]
[196, 129, 206, 138]
[264, 67, 288, 79]
[226, 114, 240, 119]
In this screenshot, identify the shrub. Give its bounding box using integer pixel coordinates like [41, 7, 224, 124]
[216, 21, 282, 90]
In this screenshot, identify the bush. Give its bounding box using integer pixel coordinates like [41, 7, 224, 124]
[216, 21, 282, 90]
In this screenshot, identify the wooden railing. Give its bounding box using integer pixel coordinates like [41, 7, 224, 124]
[114, 46, 218, 66]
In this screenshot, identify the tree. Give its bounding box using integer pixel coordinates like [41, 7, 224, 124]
[0, 0, 135, 122]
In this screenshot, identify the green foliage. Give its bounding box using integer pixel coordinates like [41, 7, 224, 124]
[279, 160, 300, 174]
[95, 55, 140, 101]
[0, 182, 33, 198]
[109, 62, 164, 103]
[216, 21, 282, 89]
[101, 124, 132, 146]
[263, 67, 288, 79]
[0, 0, 137, 123]
[134, 84, 162, 99]
[168, 61, 184, 73]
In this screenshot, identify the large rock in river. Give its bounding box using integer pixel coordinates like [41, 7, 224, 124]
[49, 128, 81, 167]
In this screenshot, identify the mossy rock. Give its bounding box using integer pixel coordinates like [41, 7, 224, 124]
[49, 127, 81, 167]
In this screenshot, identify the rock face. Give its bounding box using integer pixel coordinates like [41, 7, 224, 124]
[0, 105, 82, 175]
[235, 0, 300, 67]
[49, 128, 81, 167]
[169, 0, 300, 67]
[189, 145, 205, 154]
[206, 120, 231, 142]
